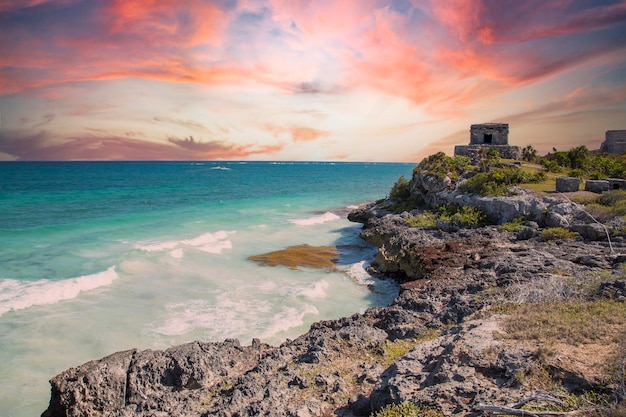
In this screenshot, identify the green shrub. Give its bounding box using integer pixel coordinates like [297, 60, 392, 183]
[436, 204, 487, 228]
[542, 159, 564, 173]
[413, 152, 471, 182]
[372, 402, 444, 417]
[539, 227, 578, 241]
[578, 190, 626, 221]
[539, 147, 626, 179]
[460, 168, 546, 196]
[498, 217, 526, 232]
[598, 190, 626, 207]
[390, 175, 411, 201]
[405, 205, 487, 229]
[406, 211, 437, 228]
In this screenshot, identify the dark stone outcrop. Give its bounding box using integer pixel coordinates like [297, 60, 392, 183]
[42, 198, 626, 416]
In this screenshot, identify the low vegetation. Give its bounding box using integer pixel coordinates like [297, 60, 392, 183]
[413, 152, 471, 182]
[459, 168, 547, 196]
[372, 402, 444, 417]
[575, 190, 626, 222]
[541, 145, 626, 179]
[539, 227, 579, 241]
[501, 300, 626, 346]
[405, 205, 486, 229]
[497, 216, 526, 232]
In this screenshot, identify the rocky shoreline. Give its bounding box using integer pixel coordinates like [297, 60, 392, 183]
[42, 175, 626, 416]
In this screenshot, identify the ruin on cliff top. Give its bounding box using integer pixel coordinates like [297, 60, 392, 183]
[454, 123, 521, 163]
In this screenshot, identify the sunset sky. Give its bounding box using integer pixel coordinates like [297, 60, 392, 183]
[1, 0, 625, 161]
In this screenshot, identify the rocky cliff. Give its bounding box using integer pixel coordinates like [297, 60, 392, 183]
[42, 175, 626, 416]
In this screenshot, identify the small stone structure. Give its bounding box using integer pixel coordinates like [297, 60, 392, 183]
[585, 178, 626, 193]
[585, 180, 610, 193]
[556, 177, 580, 193]
[454, 123, 521, 163]
[600, 130, 626, 155]
[608, 178, 626, 190]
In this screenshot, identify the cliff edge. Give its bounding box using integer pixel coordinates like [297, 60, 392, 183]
[42, 155, 626, 417]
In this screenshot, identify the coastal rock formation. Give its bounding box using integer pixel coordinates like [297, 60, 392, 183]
[42, 194, 626, 416]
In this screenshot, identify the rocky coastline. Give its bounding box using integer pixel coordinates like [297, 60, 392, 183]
[41, 164, 626, 416]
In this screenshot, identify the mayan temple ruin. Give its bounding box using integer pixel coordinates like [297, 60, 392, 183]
[454, 123, 521, 163]
[600, 130, 626, 155]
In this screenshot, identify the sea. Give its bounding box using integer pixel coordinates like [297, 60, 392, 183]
[0, 160, 414, 417]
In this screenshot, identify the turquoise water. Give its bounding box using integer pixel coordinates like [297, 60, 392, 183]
[0, 161, 413, 417]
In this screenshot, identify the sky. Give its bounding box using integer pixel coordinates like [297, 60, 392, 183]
[0, 0, 625, 162]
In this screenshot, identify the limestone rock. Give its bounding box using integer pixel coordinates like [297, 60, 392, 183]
[556, 177, 580, 192]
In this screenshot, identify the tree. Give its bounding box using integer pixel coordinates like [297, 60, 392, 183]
[567, 145, 589, 170]
[522, 145, 538, 163]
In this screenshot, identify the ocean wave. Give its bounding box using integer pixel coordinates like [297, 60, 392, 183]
[260, 304, 319, 339]
[153, 296, 272, 337]
[298, 280, 329, 299]
[0, 266, 118, 316]
[210, 166, 231, 171]
[289, 211, 340, 226]
[135, 230, 235, 255]
[344, 261, 399, 296]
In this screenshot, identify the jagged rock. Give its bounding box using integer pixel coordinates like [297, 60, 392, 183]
[369, 317, 532, 415]
[545, 211, 570, 228]
[569, 223, 608, 241]
[599, 280, 626, 301]
[415, 171, 452, 193]
[42, 197, 626, 417]
[516, 226, 536, 240]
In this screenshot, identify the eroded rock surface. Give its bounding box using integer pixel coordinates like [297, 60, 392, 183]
[42, 203, 626, 417]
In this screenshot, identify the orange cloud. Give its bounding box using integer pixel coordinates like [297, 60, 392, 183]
[263, 123, 329, 143]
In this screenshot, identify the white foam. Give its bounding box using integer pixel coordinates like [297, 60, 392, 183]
[169, 248, 184, 259]
[260, 304, 319, 339]
[298, 280, 329, 298]
[289, 211, 340, 226]
[344, 261, 399, 296]
[0, 267, 118, 316]
[135, 230, 235, 254]
[210, 166, 231, 170]
[153, 296, 272, 338]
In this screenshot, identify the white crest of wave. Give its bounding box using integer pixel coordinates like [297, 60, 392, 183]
[298, 280, 329, 298]
[289, 211, 340, 226]
[0, 266, 118, 316]
[260, 304, 319, 339]
[135, 230, 235, 254]
[345, 261, 399, 296]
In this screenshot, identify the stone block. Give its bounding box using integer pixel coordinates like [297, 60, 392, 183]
[607, 178, 626, 190]
[555, 177, 580, 193]
[584, 180, 609, 193]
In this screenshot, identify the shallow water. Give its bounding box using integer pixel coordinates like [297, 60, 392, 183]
[0, 161, 413, 416]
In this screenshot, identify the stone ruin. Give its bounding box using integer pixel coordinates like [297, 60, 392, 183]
[585, 178, 626, 193]
[600, 130, 626, 155]
[454, 123, 521, 164]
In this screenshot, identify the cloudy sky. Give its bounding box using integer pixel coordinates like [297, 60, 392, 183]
[1, 0, 625, 161]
